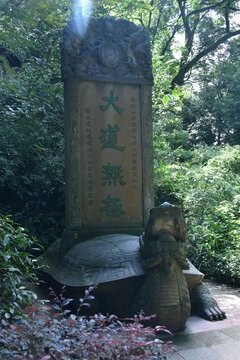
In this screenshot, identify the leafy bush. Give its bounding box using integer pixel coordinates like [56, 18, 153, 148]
[154, 144, 240, 285]
[0, 56, 65, 247]
[0, 215, 41, 318]
[0, 1, 67, 247]
[182, 146, 240, 284]
[0, 286, 176, 360]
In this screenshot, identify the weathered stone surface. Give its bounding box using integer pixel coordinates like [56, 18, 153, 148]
[62, 16, 153, 84]
[41, 209, 192, 332]
[66, 81, 143, 229]
[62, 17, 154, 250]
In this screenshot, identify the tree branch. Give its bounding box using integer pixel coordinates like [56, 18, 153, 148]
[224, 0, 232, 33]
[177, 0, 190, 35]
[186, 0, 226, 19]
[151, 6, 163, 44]
[135, 17, 145, 28]
[171, 28, 240, 87]
[160, 22, 180, 56]
[148, 0, 154, 31]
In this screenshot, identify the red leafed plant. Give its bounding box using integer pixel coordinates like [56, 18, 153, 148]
[0, 285, 178, 359]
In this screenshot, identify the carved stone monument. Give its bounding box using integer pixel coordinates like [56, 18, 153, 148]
[61, 16, 154, 253]
[40, 15, 226, 332]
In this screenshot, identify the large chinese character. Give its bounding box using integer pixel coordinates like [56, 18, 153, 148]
[102, 162, 125, 186]
[99, 124, 125, 152]
[100, 90, 123, 113]
[100, 195, 126, 217]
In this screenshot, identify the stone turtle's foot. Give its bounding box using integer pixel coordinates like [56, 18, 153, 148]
[190, 283, 226, 321]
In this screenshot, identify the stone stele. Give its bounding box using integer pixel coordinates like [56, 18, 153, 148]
[61, 16, 154, 254]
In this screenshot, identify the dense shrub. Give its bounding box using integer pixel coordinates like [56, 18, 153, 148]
[0, 215, 42, 318]
[183, 146, 240, 284]
[0, 57, 65, 248]
[0, 286, 176, 360]
[154, 145, 240, 285]
[0, 1, 67, 247]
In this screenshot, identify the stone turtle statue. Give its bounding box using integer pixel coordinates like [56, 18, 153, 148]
[41, 203, 226, 332]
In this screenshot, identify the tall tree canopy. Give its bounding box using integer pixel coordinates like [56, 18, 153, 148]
[182, 39, 240, 145]
[1, 0, 240, 88]
[94, 0, 240, 87]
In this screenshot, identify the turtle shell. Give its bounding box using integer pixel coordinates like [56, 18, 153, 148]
[40, 234, 145, 287]
[40, 233, 204, 288]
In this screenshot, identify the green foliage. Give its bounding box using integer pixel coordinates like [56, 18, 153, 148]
[0, 215, 41, 318]
[182, 44, 240, 145]
[0, 0, 71, 60]
[0, 58, 65, 245]
[151, 19, 240, 285]
[154, 144, 240, 285]
[0, 0, 69, 245]
[152, 47, 191, 205]
[183, 146, 240, 284]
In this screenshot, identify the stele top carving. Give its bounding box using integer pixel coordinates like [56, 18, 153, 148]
[61, 16, 153, 84]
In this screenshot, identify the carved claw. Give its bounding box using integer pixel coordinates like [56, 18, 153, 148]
[202, 306, 226, 321]
[203, 308, 214, 321]
[190, 283, 226, 321]
[213, 306, 226, 320]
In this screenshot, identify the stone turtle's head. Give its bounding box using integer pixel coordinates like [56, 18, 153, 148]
[140, 204, 189, 274]
[144, 203, 186, 243]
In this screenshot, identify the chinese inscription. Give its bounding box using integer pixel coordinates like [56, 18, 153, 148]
[85, 108, 93, 207]
[130, 97, 139, 191]
[99, 124, 125, 152]
[101, 162, 125, 186]
[100, 195, 126, 217]
[80, 82, 143, 227]
[99, 90, 126, 217]
[100, 90, 123, 113]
